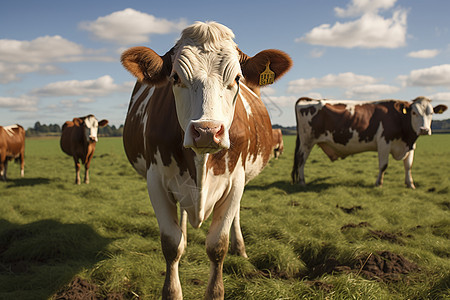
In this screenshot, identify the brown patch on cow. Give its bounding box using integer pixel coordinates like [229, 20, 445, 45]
[340, 222, 370, 231]
[336, 204, 363, 214]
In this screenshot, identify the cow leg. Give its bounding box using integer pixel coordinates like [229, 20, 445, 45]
[19, 150, 25, 177]
[74, 158, 81, 184]
[376, 147, 390, 187]
[205, 183, 244, 300]
[84, 152, 94, 184]
[148, 173, 185, 300]
[292, 145, 312, 185]
[403, 150, 415, 189]
[180, 208, 188, 250]
[229, 208, 247, 258]
[0, 154, 6, 181]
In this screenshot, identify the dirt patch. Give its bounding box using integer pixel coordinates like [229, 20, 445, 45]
[355, 251, 419, 281]
[336, 205, 363, 214]
[305, 280, 334, 293]
[306, 251, 419, 282]
[341, 222, 370, 231]
[53, 277, 124, 300]
[369, 230, 405, 244]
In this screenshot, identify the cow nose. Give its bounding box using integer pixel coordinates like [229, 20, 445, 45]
[419, 127, 431, 135]
[190, 121, 225, 148]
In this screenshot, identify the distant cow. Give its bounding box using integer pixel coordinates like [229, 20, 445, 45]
[60, 115, 108, 184]
[0, 124, 25, 181]
[292, 97, 447, 189]
[121, 21, 291, 299]
[272, 128, 284, 159]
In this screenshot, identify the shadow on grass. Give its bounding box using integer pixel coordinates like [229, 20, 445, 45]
[246, 177, 374, 194]
[4, 177, 51, 187]
[0, 219, 111, 299]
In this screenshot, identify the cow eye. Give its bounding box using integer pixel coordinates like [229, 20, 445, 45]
[235, 75, 241, 84]
[171, 73, 181, 85]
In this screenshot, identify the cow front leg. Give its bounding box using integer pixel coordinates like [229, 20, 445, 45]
[403, 150, 415, 189]
[229, 208, 247, 258]
[0, 156, 7, 181]
[376, 147, 390, 187]
[205, 184, 243, 300]
[19, 150, 25, 177]
[74, 159, 81, 184]
[84, 164, 90, 184]
[180, 208, 188, 250]
[292, 145, 311, 185]
[148, 173, 185, 300]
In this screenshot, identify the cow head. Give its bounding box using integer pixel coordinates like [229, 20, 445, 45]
[404, 97, 448, 136]
[121, 21, 292, 155]
[74, 115, 109, 143]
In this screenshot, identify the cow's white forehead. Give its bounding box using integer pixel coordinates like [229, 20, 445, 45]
[411, 97, 433, 115]
[84, 115, 98, 128]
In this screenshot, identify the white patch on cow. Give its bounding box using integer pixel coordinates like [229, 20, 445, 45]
[244, 151, 265, 184]
[132, 154, 148, 177]
[131, 84, 153, 112]
[239, 84, 258, 116]
[3, 125, 18, 137]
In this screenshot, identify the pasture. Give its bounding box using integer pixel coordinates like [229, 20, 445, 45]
[0, 135, 449, 299]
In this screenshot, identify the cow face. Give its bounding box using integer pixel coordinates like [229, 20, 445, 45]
[409, 97, 448, 136]
[121, 22, 292, 155]
[76, 115, 108, 143]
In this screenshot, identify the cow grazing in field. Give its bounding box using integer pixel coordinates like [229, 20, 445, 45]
[292, 97, 447, 189]
[272, 128, 284, 159]
[121, 21, 292, 299]
[60, 115, 108, 184]
[0, 124, 25, 181]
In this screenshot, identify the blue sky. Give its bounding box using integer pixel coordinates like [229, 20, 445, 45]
[1, 0, 450, 128]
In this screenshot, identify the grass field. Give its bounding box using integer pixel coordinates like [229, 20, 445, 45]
[0, 135, 449, 299]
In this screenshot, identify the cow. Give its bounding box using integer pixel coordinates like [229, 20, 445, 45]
[272, 128, 284, 159]
[60, 115, 108, 184]
[291, 96, 447, 189]
[0, 124, 25, 181]
[121, 21, 292, 299]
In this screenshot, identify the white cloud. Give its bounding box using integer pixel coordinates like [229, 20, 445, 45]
[407, 49, 440, 58]
[297, 0, 407, 49]
[262, 95, 298, 107]
[79, 8, 187, 45]
[428, 92, 450, 104]
[399, 64, 450, 87]
[288, 72, 378, 94]
[0, 96, 38, 112]
[335, 0, 397, 17]
[310, 48, 325, 58]
[31, 75, 128, 97]
[0, 36, 114, 83]
[345, 84, 400, 99]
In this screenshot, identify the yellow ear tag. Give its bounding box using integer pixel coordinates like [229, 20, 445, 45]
[402, 108, 407, 114]
[259, 61, 275, 86]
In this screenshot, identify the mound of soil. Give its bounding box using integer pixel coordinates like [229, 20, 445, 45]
[307, 251, 419, 282]
[336, 205, 363, 214]
[53, 277, 124, 300]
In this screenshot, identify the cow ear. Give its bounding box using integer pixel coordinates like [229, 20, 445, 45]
[433, 104, 448, 114]
[73, 118, 83, 126]
[394, 102, 409, 115]
[98, 119, 109, 127]
[239, 49, 292, 87]
[121, 46, 172, 86]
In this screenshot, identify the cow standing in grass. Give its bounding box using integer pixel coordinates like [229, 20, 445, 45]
[292, 97, 447, 188]
[272, 128, 284, 159]
[121, 21, 292, 299]
[60, 115, 108, 184]
[0, 124, 25, 181]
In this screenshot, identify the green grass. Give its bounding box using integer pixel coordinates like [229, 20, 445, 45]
[0, 135, 449, 299]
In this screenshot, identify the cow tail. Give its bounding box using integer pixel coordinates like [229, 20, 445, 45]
[291, 132, 300, 183]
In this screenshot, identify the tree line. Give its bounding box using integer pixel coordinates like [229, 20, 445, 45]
[25, 122, 124, 137]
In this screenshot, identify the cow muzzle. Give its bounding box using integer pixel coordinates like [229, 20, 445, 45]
[419, 127, 431, 136]
[184, 120, 229, 154]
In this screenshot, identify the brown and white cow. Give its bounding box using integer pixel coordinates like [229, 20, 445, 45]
[0, 124, 25, 181]
[60, 115, 108, 184]
[272, 128, 284, 159]
[121, 22, 291, 299]
[291, 96, 447, 189]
